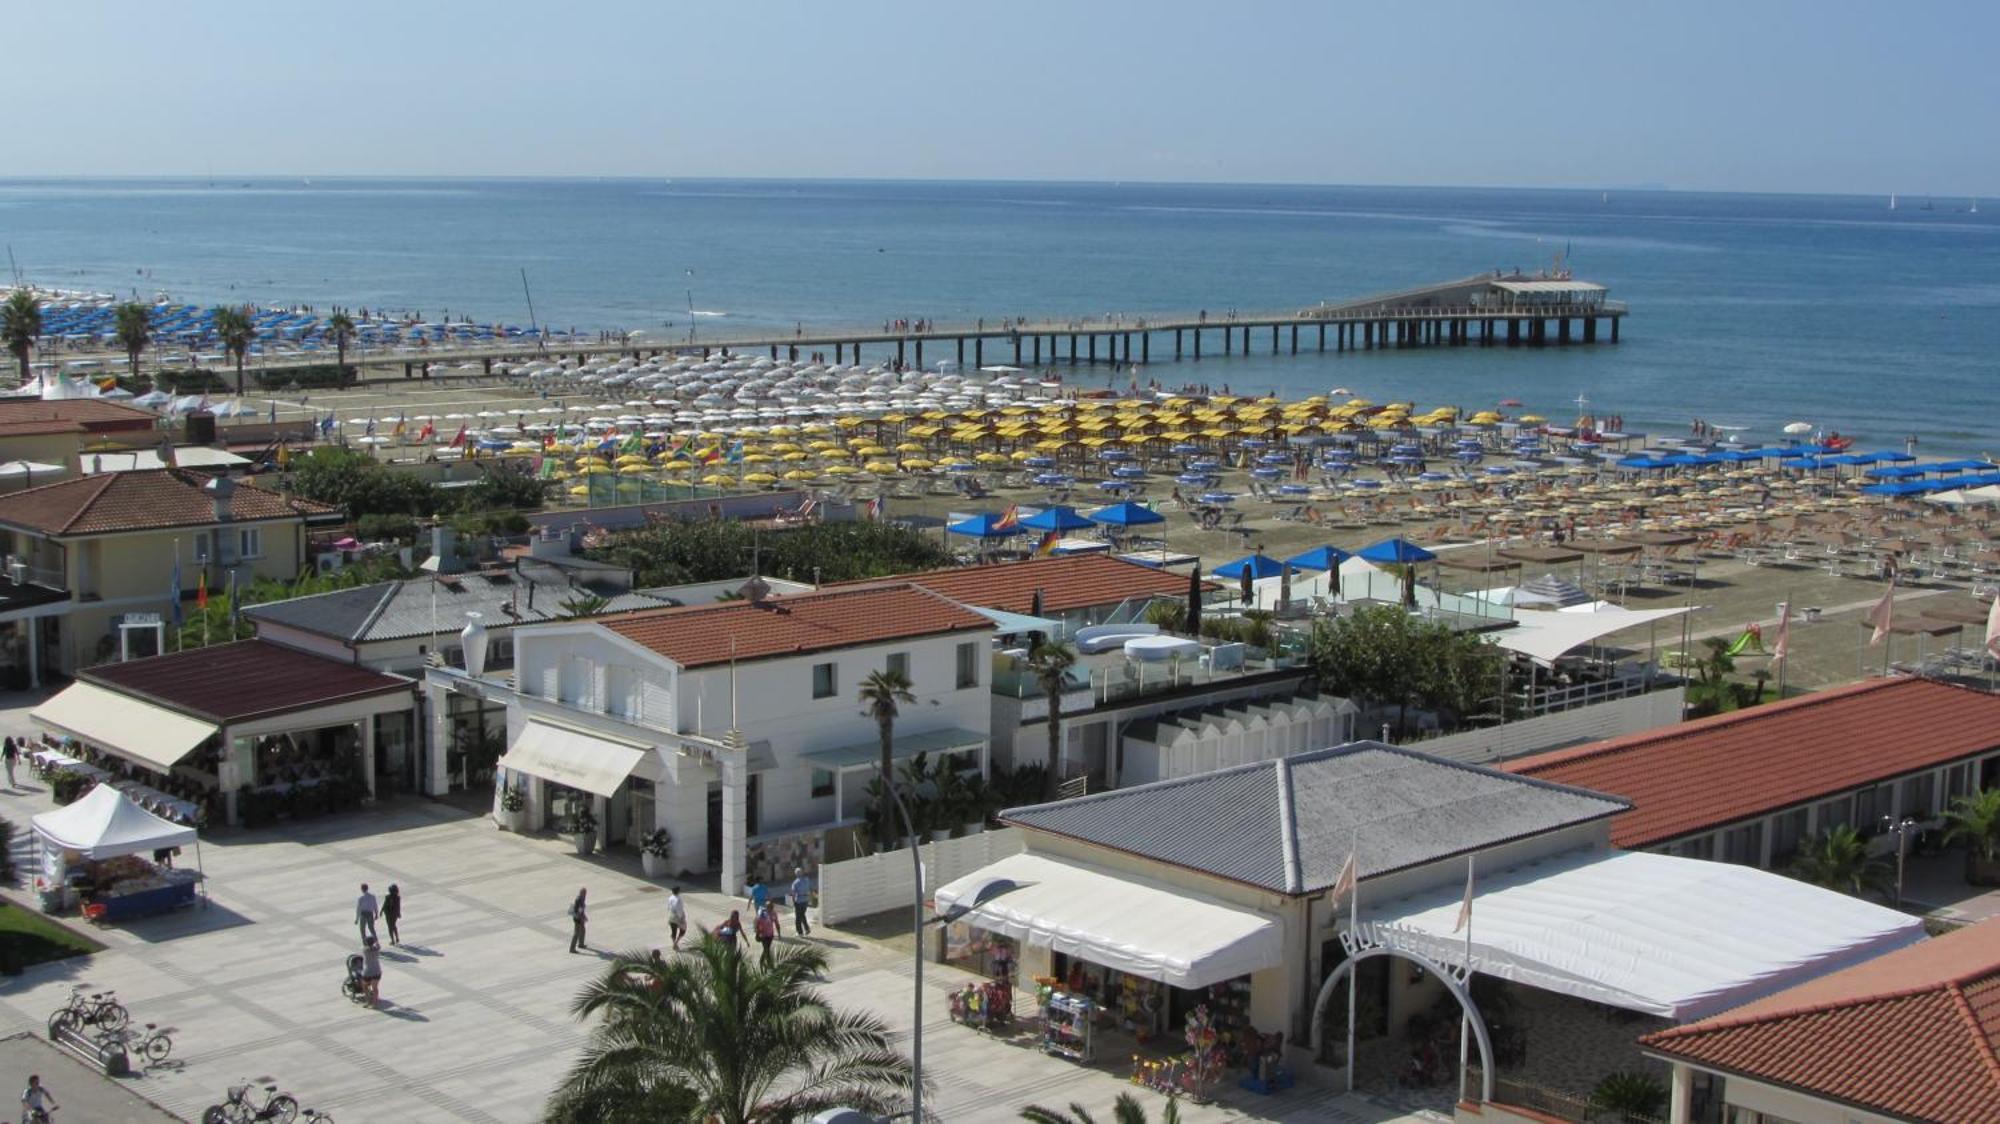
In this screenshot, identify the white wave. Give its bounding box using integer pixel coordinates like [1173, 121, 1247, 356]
[690, 309, 727, 317]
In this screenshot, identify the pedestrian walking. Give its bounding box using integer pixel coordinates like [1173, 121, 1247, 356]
[754, 903, 779, 967]
[716, 909, 742, 951]
[382, 884, 402, 945]
[747, 878, 768, 916]
[789, 867, 813, 936]
[2, 736, 17, 790]
[666, 886, 687, 950]
[360, 937, 382, 1006]
[568, 888, 588, 953]
[355, 883, 378, 942]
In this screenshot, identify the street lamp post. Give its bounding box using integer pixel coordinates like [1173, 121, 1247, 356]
[884, 780, 925, 1123]
[1882, 815, 1918, 906]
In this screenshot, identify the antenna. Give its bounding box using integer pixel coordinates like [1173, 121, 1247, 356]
[520, 269, 542, 350]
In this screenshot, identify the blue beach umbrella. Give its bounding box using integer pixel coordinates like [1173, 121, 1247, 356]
[1359, 537, 1437, 565]
[1213, 553, 1285, 580]
[1286, 545, 1352, 572]
[1088, 501, 1166, 528]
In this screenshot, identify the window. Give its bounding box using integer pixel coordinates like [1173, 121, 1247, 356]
[1900, 773, 1937, 820]
[1769, 807, 1809, 865]
[955, 641, 980, 689]
[944, 749, 980, 774]
[1815, 795, 1852, 833]
[1721, 822, 1764, 866]
[810, 768, 835, 798]
[811, 662, 836, 699]
[606, 665, 642, 720]
[886, 652, 910, 681]
[237, 527, 263, 560]
[1853, 783, 1894, 832]
[559, 655, 593, 706]
[1946, 762, 1972, 804]
[192, 531, 212, 562]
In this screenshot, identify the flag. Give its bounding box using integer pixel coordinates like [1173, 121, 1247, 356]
[448, 425, 468, 448]
[1034, 530, 1060, 557]
[364, 416, 376, 436]
[1329, 851, 1356, 906]
[1866, 575, 1897, 646]
[392, 414, 407, 437]
[994, 503, 1020, 532]
[168, 550, 184, 627]
[1452, 860, 1475, 934]
[1771, 602, 1792, 667]
[619, 432, 645, 455]
[195, 567, 209, 611]
[1986, 595, 2000, 659]
[866, 496, 884, 521]
[725, 439, 745, 464]
[417, 420, 435, 442]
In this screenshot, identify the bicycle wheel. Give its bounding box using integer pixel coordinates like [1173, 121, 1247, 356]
[47, 1009, 79, 1039]
[269, 1094, 299, 1123]
[201, 1107, 229, 1124]
[144, 1032, 173, 1063]
[96, 999, 130, 1032]
[222, 1102, 256, 1124]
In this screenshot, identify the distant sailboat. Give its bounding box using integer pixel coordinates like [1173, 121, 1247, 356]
[1972, 199, 1981, 214]
[1889, 194, 1897, 211]
[1601, 191, 1609, 204]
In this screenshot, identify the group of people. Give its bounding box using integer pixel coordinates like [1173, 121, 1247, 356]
[563, 867, 816, 970]
[351, 882, 404, 1007]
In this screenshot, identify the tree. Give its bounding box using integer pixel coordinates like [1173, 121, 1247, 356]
[114, 301, 153, 383]
[325, 311, 356, 384]
[1021, 1093, 1182, 1124]
[1, 290, 40, 387]
[547, 937, 915, 1124]
[590, 518, 952, 588]
[213, 304, 255, 396]
[1028, 640, 1078, 800]
[1309, 605, 1502, 737]
[858, 669, 915, 848]
[1942, 787, 2000, 862]
[1788, 825, 1892, 897]
[288, 446, 446, 518]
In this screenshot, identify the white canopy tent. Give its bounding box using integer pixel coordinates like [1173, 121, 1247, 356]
[1366, 848, 1924, 1021]
[1493, 604, 1691, 664]
[932, 852, 1282, 989]
[33, 784, 196, 860]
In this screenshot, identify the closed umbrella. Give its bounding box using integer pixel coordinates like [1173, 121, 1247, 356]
[1360, 537, 1436, 608]
[1186, 562, 1202, 635]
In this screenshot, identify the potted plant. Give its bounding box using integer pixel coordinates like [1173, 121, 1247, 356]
[1943, 787, 2000, 887]
[640, 828, 672, 878]
[497, 784, 526, 832]
[565, 804, 599, 857]
[958, 772, 993, 835]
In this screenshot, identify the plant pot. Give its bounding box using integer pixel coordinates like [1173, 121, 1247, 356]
[641, 852, 669, 878]
[929, 829, 952, 843]
[566, 832, 595, 857]
[1968, 853, 2000, 888]
[963, 821, 986, 835]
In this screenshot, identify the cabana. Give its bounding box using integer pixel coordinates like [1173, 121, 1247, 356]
[32, 785, 205, 921]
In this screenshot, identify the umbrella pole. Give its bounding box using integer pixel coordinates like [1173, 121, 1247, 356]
[194, 837, 209, 909]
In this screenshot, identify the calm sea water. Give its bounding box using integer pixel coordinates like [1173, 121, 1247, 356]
[1, 178, 1995, 455]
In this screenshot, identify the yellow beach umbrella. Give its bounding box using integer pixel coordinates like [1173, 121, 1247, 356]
[743, 472, 779, 485]
[895, 442, 926, 453]
[782, 469, 817, 482]
[701, 473, 735, 487]
[657, 460, 693, 473]
[864, 460, 901, 474]
[822, 464, 858, 476]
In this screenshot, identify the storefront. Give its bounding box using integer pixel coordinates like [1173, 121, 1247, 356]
[494, 718, 665, 852]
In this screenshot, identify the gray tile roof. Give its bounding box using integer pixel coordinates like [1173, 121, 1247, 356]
[246, 563, 676, 644]
[1002, 741, 1629, 896]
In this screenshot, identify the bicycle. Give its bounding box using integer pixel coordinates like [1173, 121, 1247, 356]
[113, 1022, 176, 1065]
[298, 1111, 334, 1124]
[201, 1080, 297, 1124]
[47, 985, 128, 1037]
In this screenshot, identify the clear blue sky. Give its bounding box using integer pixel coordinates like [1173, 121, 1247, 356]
[15, 1, 1998, 194]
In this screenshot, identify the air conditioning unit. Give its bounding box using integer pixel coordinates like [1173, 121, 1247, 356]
[316, 552, 343, 574]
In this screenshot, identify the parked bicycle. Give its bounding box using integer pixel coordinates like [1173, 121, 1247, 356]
[46, 986, 128, 1037]
[298, 1111, 335, 1124]
[112, 1022, 175, 1065]
[201, 1080, 297, 1124]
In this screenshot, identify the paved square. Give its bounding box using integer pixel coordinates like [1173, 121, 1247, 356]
[0, 703, 1437, 1123]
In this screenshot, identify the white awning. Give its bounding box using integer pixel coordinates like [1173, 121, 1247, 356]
[499, 720, 655, 798]
[30, 681, 217, 774]
[1367, 849, 1926, 1021]
[1494, 604, 1691, 664]
[933, 852, 1282, 990]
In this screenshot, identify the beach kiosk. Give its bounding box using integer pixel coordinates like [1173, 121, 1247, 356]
[31, 786, 204, 921]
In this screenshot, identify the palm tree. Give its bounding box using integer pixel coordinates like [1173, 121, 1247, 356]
[1942, 787, 2000, 883]
[548, 936, 915, 1124]
[326, 311, 356, 383]
[858, 668, 915, 847]
[1788, 825, 1892, 897]
[1022, 1093, 1181, 1124]
[2, 290, 41, 387]
[114, 301, 152, 383]
[1028, 640, 1078, 801]
[213, 304, 255, 395]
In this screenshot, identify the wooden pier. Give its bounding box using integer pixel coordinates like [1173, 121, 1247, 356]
[259, 273, 1626, 377]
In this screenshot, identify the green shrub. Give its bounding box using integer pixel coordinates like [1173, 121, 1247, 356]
[254, 363, 353, 390]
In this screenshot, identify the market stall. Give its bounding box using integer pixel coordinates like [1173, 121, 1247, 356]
[31, 785, 205, 921]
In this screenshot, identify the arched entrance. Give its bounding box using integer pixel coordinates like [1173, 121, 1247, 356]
[1309, 924, 1494, 1103]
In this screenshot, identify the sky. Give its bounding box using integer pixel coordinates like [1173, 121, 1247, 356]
[13, 1, 2000, 195]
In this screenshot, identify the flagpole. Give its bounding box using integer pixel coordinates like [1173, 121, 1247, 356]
[1345, 827, 1359, 1094]
[1458, 853, 1476, 1104]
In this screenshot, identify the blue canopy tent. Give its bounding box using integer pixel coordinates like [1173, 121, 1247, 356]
[1020, 505, 1096, 534]
[1866, 465, 1929, 479]
[1087, 501, 1165, 528]
[1360, 537, 1437, 608]
[947, 513, 1023, 539]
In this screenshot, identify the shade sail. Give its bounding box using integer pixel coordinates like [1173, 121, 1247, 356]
[1494, 604, 1691, 663]
[30, 681, 216, 774]
[1367, 848, 1925, 1021]
[499, 720, 653, 798]
[934, 852, 1281, 989]
[801, 727, 984, 771]
[33, 784, 196, 860]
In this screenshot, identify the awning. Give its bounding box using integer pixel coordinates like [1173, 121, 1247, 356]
[1494, 604, 1691, 663]
[499, 720, 654, 798]
[30, 681, 216, 774]
[33, 784, 196, 860]
[800, 727, 984, 771]
[1366, 849, 1925, 1021]
[933, 852, 1281, 990]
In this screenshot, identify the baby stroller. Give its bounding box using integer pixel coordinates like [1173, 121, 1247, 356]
[341, 954, 368, 1005]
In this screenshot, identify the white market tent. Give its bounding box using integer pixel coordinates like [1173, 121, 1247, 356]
[933, 852, 1282, 990]
[1493, 603, 1691, 664]
[1368, 848, 1924, 1021]
[33, 784, 197, 860]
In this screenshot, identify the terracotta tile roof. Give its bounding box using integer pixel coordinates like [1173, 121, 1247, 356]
[1505, 677, 2000, 848]
[0, 468, 337, 536]
[600, 583, 991, 669]
[0, 398, 159, 436]
[828, 554, 1199, 614]
[1641, 918, 2000, 1122]
[81, 639, 413, 724]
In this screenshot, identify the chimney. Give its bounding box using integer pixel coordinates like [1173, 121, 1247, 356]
[431, 523, 461, 575]
[204, 475, 236, 523]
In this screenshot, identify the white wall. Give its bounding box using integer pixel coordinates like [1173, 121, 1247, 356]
[514, 626, 676, 732]
[1410, 686, 1686, 767]
[1722, 1073, 1904, 1124]
[820, 828, 1024, 926]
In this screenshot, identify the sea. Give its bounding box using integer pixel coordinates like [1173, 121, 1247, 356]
[1, 178, 1995, 456]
